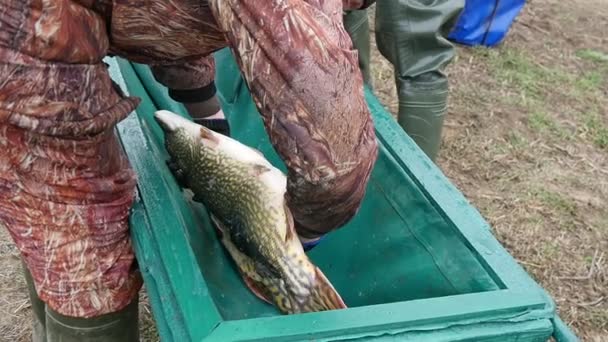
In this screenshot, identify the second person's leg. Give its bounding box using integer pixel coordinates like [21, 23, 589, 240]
[150, 57, 231, 136]
[343, 9, 372, 87]
[375, 0, 463, 161]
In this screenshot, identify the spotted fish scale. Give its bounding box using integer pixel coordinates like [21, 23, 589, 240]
[154, 110, 346, 314]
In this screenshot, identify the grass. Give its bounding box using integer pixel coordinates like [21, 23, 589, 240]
[541, 242, 561, 258]
[583, 112, 608, 149]
[528, 110, 573, 140]
[575, 71, 604, 92]
[479, 42, 607, 150]
[507, 131, 528, 150]
[528, 110, 553, 131]
[533, 189, 576, 215]
[576, 49, 608, 64]
[487, 49, 571, 100]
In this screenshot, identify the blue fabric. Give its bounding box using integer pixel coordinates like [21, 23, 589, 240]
[302, 235, 326, 252]
[448, 0, 526, 47]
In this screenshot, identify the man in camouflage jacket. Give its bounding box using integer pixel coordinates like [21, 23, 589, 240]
[0, 0, 377, 340]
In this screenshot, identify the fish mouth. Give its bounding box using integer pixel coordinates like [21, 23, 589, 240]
[154, 110, 195, 133]
[154, 110, 221, 148]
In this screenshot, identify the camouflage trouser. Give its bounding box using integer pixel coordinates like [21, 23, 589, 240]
[0, 0, 377, 318]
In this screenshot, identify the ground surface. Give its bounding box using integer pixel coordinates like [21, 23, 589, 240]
[0, 0, 606, 341]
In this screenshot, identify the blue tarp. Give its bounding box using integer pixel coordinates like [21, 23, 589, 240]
[448, 0, 526, 47]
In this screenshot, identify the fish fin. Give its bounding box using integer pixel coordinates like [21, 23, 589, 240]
[166, 159, 189, 188]
[212, 216, 255, 274]
[213, 213, 281, 280]
[283, 202, 296, 243]
[199, 127, 220, 147]
[192, 193, 205, 203]
[310, 267, 347, 311]
[211, 215, 275, 306]
[209, 214, 224, 238]
[251, 164, 271, 177]
[219, 217, 282, 281]
[242, 274, 273, 305]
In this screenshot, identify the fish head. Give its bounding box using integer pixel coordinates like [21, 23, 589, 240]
[153, 110, 221, 159]
[154, 110, 275, 169]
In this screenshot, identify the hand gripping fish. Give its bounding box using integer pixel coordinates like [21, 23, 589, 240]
[154, 110, 346, 314]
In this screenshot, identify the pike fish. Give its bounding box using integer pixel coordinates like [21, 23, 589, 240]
[153, 110, 347, 314]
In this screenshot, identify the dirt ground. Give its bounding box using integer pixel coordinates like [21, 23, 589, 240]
[0, 0, 606, 341]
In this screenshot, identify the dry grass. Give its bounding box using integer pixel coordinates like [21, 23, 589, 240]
[0, 229, 30, 341]
[1, 0, 606, 341]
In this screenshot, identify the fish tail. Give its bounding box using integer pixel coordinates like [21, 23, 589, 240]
[310, 266, 347, 311]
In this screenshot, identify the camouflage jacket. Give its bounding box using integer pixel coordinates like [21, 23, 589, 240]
[0, 0, 378, 240]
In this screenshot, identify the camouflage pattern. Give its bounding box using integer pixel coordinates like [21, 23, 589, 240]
[0, 0, 377, 317]
[211, 0, 378, 238]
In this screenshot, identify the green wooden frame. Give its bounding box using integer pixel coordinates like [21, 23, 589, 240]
[107, 49, 578, 341]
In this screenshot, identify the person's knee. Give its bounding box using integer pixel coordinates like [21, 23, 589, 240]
[287, 125, 378, 239]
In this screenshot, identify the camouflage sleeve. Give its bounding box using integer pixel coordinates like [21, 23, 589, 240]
[209, 0, 379, 238]
[108, 0, 224, 114]
[108, 0, 225, 65]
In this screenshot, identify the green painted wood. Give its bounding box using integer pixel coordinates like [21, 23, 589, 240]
[206, 290, 547, 341]
[552, 317, 581, 342]
[344, 320, 554, 342]
[108, 58, 222, 341]
[213, 318, 554, 342]
[108, 58, 185, 342]
[129, 199, 184, 342]
[109, 47, 579, 341]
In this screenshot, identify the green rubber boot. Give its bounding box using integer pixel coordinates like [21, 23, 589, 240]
[343, 9, 372, 87]
[374, 0, 464, 161]
[396, 71, 449, 161]
[45, 297, 139, 342]
[22, 260, 46, 342]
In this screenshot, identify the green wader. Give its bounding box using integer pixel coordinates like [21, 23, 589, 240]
[343, 9, 373, 87]
[22, 261, 140, 342]
[343, 0, 464, 161]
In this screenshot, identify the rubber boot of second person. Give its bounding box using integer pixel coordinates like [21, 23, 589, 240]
[343, 9, 373, 88]
[395, 71, 449, 162]
[22, 260, 46, 342]
[375, 0, 464, 161]
[45, 297, 140, 342]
